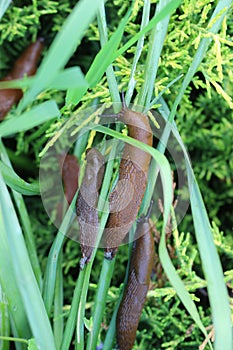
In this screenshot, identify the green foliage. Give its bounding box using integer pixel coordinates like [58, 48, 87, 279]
[0, 0, 232, 349]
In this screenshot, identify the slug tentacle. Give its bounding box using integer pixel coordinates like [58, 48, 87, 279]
[116, 214, 154, 350]
[104, 100, 153, 258]
[76, 148, 105, 269]
[0, 38, 44, 120]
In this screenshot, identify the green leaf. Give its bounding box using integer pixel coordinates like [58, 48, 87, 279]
[0, 161, 39, 195]
[0, 286, 10, 350]
[0, 100, 60, 137]
[85, 9, 131, 89]
[66, 7, 131, 105]
[0, 201, 31, 344]
[48, 67, 88, 90]
[17, 0, 103, 112]
[0, 0, 11, 20]
[27, 339, 37, 350]
[159, 100, 232, 349]
[0, 67, 87, 91]
[115, 0, 182, 59]
[0, 174, 56, 350]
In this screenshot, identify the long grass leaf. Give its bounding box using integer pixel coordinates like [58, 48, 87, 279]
[60, 273, 85, 350]
[85, 9, 131, 89]
[0, 67, 86, 91]
[159, 99, 232, 348]
[85, 259, 115, 350]
[115, 0, 182, 59]
[66, 8, 131, 105]
[18, 0, 102, 112]
[0, 286, 10, 350]
[48, 67, 88, 90]
[0, 202, 31, 348]
[53, 253, 63, 349]
[67, 1, 181, 107]
[0, 0, 11, 20]
[0, 161, 39, 195]
[42, 195, 77, 316]
[0, 174, 56, 350]
[157, 0, 232, 153]
[97, 0, 120, 104]
[169, 0, 232, 122]
[0, 140, 42, 288]
[126, 0, 151, 104]
[173, 126, 232, 349]
[0, 101, 60, 137]
[138, 0, 171, 107]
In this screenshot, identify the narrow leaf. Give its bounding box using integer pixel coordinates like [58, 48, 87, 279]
[0, 100, 60, 137]
[0, 174, 56, 350]
[0, 161, 39, 196]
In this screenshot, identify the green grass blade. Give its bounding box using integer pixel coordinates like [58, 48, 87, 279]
[126, 0, 151, 104]
[0, 161, 39, 195]
[17, 0, 102, 112]
[48, 67, 88, 90]
[60, 273, 85, 350]
[188, 172, 232, 349]
[157, 0, 232, 154]
[0, 66, 86, 91]
[42, 195, 78, 316]
[169, 0, 232, 122]
[138, 0, 171, 107]
[53, 253, 63, 349]
[173, 125, 232, 349]
[67, 8, 130, 105]
[0, 201, 31, 347]
[76, 210, 110, 350]
[97, 0, 120, 104]
[0, 174, 56, 350]
[85, 259, 115, 350]
[158, 230, 210, 344]
[0, 100, 60, 137]
[85, 9, 131, 89]
[115, 0, 182, 59]
[0, 0, 11, 19]
[0, 140, 42, 288]
[159, 100, 232, 348]
[68, 1, 182, 107]
[0, 286, 10, 350]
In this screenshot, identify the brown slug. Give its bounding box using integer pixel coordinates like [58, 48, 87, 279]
[59, 153, 80, 205]
[0, 37, 44, 120]
[56, 153, 79, 222]
[116, 213, 154, 350]
[76, 148, 105, 269]
[104, 96, 153, 258]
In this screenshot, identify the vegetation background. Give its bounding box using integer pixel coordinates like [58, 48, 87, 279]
[0, 0, 232, 349]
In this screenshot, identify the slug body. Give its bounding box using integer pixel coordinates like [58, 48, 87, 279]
[104, 105, 152, 258]
[56, 153, 79, 222]
[0, 38, 44, 120]
[60, 154, 79, 205]
[76, 148, 105, 268]
[116, 216, 154, 350]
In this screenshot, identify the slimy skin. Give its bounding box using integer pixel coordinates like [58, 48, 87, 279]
[104, 102, 153, 259]
[59, 154, 79, 205]
[76, 148, 105, 269]
[0, 38, 44, 120]
[116, 215, 154, 350]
